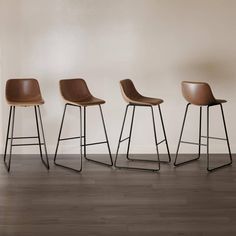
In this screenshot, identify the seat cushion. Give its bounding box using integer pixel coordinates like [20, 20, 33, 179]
[66, 96, 105, 106]
[129, 96, 164, 106]
[210, 99, 227, 106]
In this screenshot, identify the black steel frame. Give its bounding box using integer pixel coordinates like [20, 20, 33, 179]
[4, 105, 50, 172]
[114, 104, 171, 172]
[54, 103, 113, 172]
[174, 103, 232, 171]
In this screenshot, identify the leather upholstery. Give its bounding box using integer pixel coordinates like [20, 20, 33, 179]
[6, 79, 44, 106]
[120, 79, 163, 106]
[60, 79, 105, 106]
[182, 81, 226, 106]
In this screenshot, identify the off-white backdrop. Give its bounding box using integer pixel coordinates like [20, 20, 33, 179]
[1, 0, 236, 155]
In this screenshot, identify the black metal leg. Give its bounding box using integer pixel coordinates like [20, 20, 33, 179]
[198, 106, 202, 158]
[158, 105, 171, 163]
[114, 105, 129, 168]
[54, 104, 67, 163]
[37, 106, 50, 170]
[207, 104, 233, 171]
[4, 106, 15, 172]
[174, 103, 189, 166]
[79, 106, 83, 171]
[34, 106, 44, 163]
[54, 104, 83, 172]
[174, 103, 201, 166]
[126, 106, 135, 160]
[4, 106, 12, 162]
[207, 106, 210, 170]
[220, 104, 233, 163]
[84, 105, 113, 166]
[151, 106, 160, 170]
[99, 105, 113, 165]
[115, 105, 161, 172]
[83, 106, 86, 158]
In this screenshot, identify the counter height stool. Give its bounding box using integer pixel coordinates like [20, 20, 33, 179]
[4, 79, 50, 172]
[114, 79, 171, 172]
[174, 81, 232, 171]
[54, 78, 113, 172]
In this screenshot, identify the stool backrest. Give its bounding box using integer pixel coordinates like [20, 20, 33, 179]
[6, 79, 43, 103]
[120, 79, 142, 103]
[181, 81, 216, 106]
[60, 79, 92, 102]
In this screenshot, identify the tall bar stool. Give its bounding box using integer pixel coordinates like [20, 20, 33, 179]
[114, 79, 171, 172]
[4, 79, 50, 172]
[54, 78, 113, 172]
[174, 81, 232, 171]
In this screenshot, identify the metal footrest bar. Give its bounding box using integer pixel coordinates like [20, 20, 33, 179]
[157, 139, 165, 146]
[59, 136, 84, 141]
[201, 136, 226, 141]
[120, 137, 130, 143]
[8, 136, 39, 140]
[12, 143, 45, 147]
[82, 141, 107, 147]
[181, 141, 207, 146]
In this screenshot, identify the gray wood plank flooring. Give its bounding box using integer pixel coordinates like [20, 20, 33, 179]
[0, 154, 235, 236]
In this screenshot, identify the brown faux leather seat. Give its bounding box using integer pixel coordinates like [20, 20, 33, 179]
[60, 79, 105, 106]
[182, 81, 226, 106]
[6, 79, 44, 106]
[120, 79, 163, 106]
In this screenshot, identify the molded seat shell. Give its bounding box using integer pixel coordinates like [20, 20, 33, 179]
[6, 79, 44, 106]
[182, 81, 226, 106]
[59, 79, 105, 106]
[120, 79, 163, 106]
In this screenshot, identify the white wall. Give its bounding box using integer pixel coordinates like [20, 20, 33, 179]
[1, 0, 236, 154]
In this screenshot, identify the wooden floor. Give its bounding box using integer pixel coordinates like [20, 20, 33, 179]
[0, 154, 236, 236]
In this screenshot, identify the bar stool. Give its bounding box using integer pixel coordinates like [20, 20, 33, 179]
[54, 78, 113, 172]
[174, 81, 232, 171]
[4, 79, 50, 172]
[114, 79, 171, 172]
